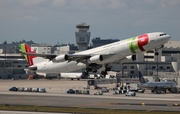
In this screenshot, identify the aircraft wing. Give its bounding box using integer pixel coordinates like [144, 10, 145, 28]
[67, 53, 115, 63]
[21, 52, 57, 60]
[21, 50, 115, 63]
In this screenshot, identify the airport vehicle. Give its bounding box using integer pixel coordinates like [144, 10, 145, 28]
[126, 83, 145, 93]
[67, 89, 75, 94]
[19, 32, 170, 77]
[94, 91, 103, 95]
[125, 91, 136, 96]
[74, 90, 81, 94]
[113, 90, 120, 95]
[83, 85, 90, 89]
[138, 71, 177, 93]
[17, 87, 24, 92]
[24, 87, 32, 92]
[81, 90, 90, 94]
[38, 88, 46, 93]
[101, 87, 109, 93]
[73, 89, 90, 94]
[137, 89, 145, 93]
[32, 88, 39, 92]
[9, 86, 18, 91]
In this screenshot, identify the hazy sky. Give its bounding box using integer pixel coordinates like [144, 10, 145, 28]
[0, 0, 180, 45]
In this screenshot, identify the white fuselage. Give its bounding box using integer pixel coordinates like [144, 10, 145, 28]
[34, 32, 170, 73]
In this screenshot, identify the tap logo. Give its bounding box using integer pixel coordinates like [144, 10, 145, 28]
[138, 34, 149, 51]
[127, 34, 149, 54]
[19, 43, 36, 66]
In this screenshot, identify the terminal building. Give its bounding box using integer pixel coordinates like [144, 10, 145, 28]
[0, 40, 36, 79]
[92, 37, 119, 47]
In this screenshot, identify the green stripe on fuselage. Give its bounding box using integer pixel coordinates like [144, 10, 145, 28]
[127, 36, 139, 54]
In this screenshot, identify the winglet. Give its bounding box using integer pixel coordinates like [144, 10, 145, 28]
[19, 43, 36, 66]
[138, 71, 146, 83]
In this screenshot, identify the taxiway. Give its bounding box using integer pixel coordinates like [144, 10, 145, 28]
[0, 79, 180, 111]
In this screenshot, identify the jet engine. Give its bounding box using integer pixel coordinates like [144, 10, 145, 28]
[53, 54, 68, 62]
[120, 55, 136, 63]
[88, 55, 103, 63]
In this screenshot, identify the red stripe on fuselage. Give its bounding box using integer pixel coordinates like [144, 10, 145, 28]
[137, 34, 149, 51]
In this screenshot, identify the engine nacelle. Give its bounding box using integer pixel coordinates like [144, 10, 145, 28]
[53, 54, 68, 62]
[120, 55, 136, 63]
[88, 55, 103, 63]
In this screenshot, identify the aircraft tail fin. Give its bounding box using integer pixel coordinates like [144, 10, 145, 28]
[19, 43, 37, 66]
[138, 71, 146, 83]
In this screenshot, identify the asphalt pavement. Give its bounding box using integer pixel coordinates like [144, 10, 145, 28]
[0, 79, 180, 112]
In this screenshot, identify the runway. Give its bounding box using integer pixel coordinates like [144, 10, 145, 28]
[0, 79, 180, 111]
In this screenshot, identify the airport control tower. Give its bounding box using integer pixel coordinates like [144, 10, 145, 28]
[75, 23, 90, 51]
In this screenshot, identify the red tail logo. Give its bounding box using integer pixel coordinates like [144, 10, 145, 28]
[19, 44, 36, 66]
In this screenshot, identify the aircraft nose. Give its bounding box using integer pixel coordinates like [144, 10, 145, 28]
[157, 34, 171, 43]
[164, 34, 171, 42]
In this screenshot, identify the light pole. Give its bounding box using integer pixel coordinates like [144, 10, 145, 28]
[122, 63, 124, 78]
[155, 51, 159, 76]
[146, 53, 148, 76]
[4, 46, 6, 60]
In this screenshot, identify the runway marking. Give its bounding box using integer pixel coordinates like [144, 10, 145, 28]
[146, 109, 155, 112]
[59, 94, 180, 102]
[2, 92, 180, 102]
[104, 102, 111, 106]
[173, 103, 179, 106]
[74, 102, 112, 108]
[14, 96, 23, 101]
[142, 102, 145, 106]
[110, 102, 180, 106]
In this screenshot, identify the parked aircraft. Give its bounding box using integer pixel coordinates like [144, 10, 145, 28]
[19, 32, 170, 77]
[138, 71, 177, 93]
[43, 72, 94, 80]
[57, 72, 112, 80]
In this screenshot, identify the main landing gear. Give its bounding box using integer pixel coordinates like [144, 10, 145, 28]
[100, 67, 111, 77]
[85, 64, 111, 78]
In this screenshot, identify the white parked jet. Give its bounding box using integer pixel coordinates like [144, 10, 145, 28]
[138, 71, 177, 93]
[19, 32, 170, 77]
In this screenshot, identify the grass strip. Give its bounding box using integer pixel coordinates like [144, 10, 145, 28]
[0, 104, 179, 114]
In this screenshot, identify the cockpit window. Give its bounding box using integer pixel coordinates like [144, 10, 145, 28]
[159, 33, 166, 36]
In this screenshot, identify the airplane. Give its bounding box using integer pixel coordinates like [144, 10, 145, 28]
[138, 71, 177, 93]
[18, 32, 171, 78]
[42, 72, 95, 80]
[60, 72, 106, 80]
[59, 72, 112, 80]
